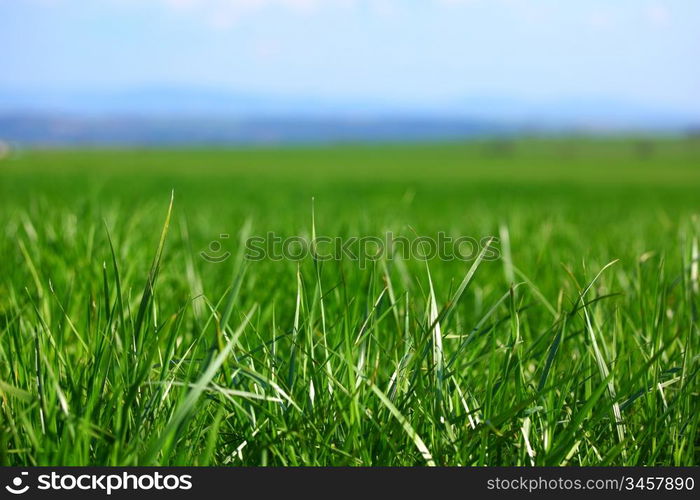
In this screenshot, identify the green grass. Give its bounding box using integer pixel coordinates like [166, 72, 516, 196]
[0, 138, 698, 466]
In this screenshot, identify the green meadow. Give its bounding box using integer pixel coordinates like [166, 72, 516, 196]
[0, 138, 698, 465]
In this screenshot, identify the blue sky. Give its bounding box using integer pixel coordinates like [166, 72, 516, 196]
[1, 0, 698, 114]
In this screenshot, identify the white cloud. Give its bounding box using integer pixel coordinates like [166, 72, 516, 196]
[645, 3, 671, 26]
[588, 10, 615, 30]
[159, 0, 348, 14]
[153, 0, 533, 27]
[152, 0, 358, 28]
[434, 0, 480, 6]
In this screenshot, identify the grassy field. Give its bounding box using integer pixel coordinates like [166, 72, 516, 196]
[0, 138, 698, 466]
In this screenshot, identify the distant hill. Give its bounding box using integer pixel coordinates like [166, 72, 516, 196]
[0, 86, 696, 145]
[0, 114, 505, 146]
[0, 87, 400, 117]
